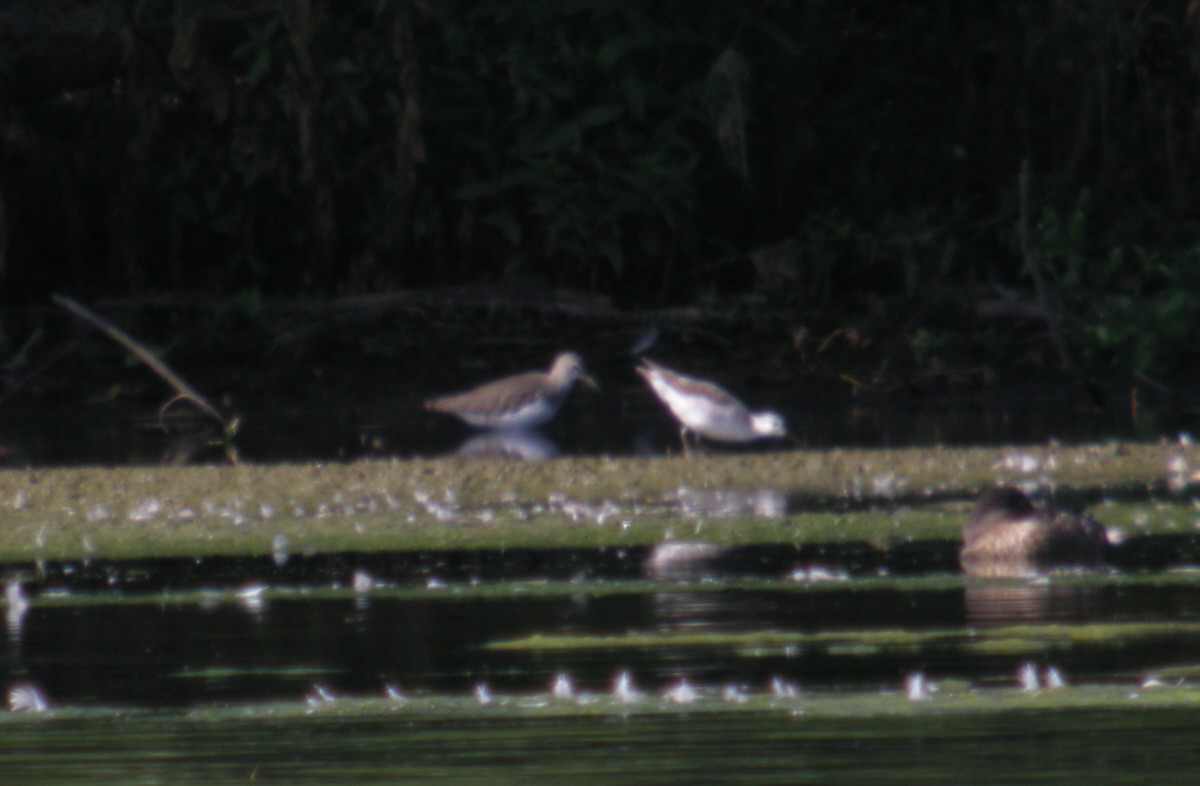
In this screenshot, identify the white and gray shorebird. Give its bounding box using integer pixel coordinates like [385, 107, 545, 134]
[425, 352, 597, 431]
[636, 358, 787, 449]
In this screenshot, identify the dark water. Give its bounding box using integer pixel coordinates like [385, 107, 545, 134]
[7, 577, 1200, 707]
[0, 378, 1190, 466]
[5, 571, 1200, 784]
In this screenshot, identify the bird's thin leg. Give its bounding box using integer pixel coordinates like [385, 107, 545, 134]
[679, 426, 692, 456]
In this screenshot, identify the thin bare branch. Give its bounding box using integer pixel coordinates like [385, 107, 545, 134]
[52, 293, 236, 436]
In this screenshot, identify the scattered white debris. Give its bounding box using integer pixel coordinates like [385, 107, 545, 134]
[236, 583, 268, 616]
[305, 683, 336, 707]
[551, 672, 574, 701]
[998, 452, 1040, 474]
[593, 500, 622, 525]
[1165, 453, 1200, 493]
[722, 684, 749, 704]
[1043, 666, 1066, 689]
[85, 504, 112, 523]
[1018, 661, 1040, 692]
[770, 676, 800, 699]
[871, 473, 908, 498]
[7, 682, 48, 713]
[662, 678, 699, 705]
[559, 499, 594, 522]
[127, 498, 163, 521]
[905, 672, 931, 701]
[237, 583, 267, 600]
[789, 565, 849, 583]
[413, 489, 460, 522]
[352, 569, 375, 593]
[613, 670, 642, 704]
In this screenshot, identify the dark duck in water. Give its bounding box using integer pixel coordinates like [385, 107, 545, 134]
[959, 486, 1109, 578]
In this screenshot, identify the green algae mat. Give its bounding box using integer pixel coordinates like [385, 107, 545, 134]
[4, 684, 1200, 785]
[0, 442, 1196, 560]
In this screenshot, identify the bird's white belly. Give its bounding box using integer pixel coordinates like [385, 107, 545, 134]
[463, 398, 556, 430]
[652, 379, 755, 441]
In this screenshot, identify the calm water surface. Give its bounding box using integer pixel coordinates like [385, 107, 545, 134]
[5, 568, 1200, 783]
[8, 579, 1200, 704]
[0, 379, 1191, 465]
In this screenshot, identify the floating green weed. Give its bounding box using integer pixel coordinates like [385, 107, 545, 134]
[488, 620, 1200, 655]
[0, 443, 1195, 561]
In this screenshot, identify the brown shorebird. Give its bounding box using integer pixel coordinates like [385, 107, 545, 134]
[425, 352, 597, 430]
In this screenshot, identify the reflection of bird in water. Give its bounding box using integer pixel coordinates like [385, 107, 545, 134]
[5, 579, 30, 642]
[635, 358, 786, 451]
[425, 352, 597, 431]
[675, 487, 786, 518]
[959, 486, 1109, 578]
[454, 430, 558, 461]
[963, 580, 1104, 625]
[643, 541, 727, 580]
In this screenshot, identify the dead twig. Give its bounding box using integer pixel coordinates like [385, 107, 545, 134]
[52, 294, 239, 438]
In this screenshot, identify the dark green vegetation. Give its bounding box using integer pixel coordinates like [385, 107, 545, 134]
[3, 1, 1199, 378]
[5, 699, 1200, 785]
